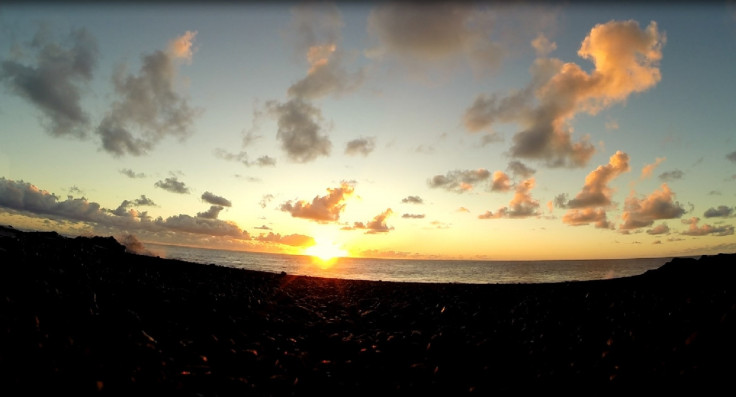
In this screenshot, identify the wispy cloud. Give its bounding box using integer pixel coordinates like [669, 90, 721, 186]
[641, 157, 665, 179]
[658, 169, 684, 182]
[0, 27, 97, 138]
[345, 137, 376, 157]
[479, 178, 540, 219]
[428, 168, 491, 193]
[119, 168, 146, 179]
[401, 195, 424, 204]
[255, 232, 315, 247]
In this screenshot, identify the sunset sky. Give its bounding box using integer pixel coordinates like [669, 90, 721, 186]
[1, 1, 735, 261]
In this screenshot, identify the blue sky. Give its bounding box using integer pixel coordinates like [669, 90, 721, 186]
[1, 1, 735, 260]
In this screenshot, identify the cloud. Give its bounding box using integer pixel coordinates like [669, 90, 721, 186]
[479, 178, 540, 219]
[201, 191, 232, 207]
[464, 20, 664, 168]
[213, 149, 277, 167]
[0, 27, 97, 138]
[280, 181, 354, 222]
[531, 33, 557, 57]
[507, 160, 536, 178]
[255, 232, 315, 247]
[196, 205, 223, 220]
[96, 32, 202, 156]
[266, 98, 331, 163]
[366, 3, 505, 77]
[287, 43, 365, 100]
[111, 195, 156, 216]
[490, 171, 512, 192]
[658, 169, 684, 182]
[365, 208, 394, 233]
[681, 217, 735, 237]
[0, 177, 249, 240]
[259, 194, 274, 209]
[727, 151, 736, 163]
[402, 213, 425, 219]
[168, 30, 197, 62]
[641, 157, 665, 179]
[428, 168, 491, 193]
[401, 195, 424, 204]
[646, 223, 670, 235]
[154, 177, 190, 194]
[704, 205, 734, 218]
[562, 208, 610, 229]
[119, 168, 146, 178]
[345, 137, 376, 156]
[620, 184, 686, 230]
[564, 151, 630, 209]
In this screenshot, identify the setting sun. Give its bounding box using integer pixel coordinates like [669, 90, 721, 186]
[303, 238, 348, 267]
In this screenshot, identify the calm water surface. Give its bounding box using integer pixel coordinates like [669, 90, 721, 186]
[145, 243, 671, 285]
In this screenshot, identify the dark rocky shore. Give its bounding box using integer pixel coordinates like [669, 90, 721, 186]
[1, 225, 735, 395]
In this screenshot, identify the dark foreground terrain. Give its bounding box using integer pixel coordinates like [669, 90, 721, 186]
[1, 225, 735, 395]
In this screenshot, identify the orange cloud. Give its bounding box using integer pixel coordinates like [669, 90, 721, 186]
[681, 217, 735, 237]
[567, 151, 630, 209]
[562, 208, 610, 229]
[479, 178, 540, 219]
[641, 157, 665, 179]
[465, 20, 665, 168]
[280, 181, 354, 222]
[620, 184, 686, 230]
[255, 232, 315, 247]
[168, 30, 198, 61]
[491, 171, 512, 192]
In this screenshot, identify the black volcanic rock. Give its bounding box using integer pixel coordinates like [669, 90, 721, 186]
[0, 225, 735, 396]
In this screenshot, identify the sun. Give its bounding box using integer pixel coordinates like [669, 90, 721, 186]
[303, 238, 348, 268]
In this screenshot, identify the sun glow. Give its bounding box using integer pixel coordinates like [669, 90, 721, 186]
[303, 238, 348, 268]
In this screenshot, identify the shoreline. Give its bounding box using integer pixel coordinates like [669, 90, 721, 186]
[1, 225, 735, 394]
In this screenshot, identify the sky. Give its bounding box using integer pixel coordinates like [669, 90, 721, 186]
[1, 1, 735, 261]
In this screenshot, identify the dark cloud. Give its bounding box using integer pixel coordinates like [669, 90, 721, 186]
[154, 177, 190, 194]
[0, 177, 249, 240]
[681, 217, 734, 237]
[111, 195, 156, 216]
[348, 209, 394, 234]
[464, 21, 664, 168]
[287, 44, 365, 100]
[727, 151, 736, 163]
[704, 205, 734, 218]
[620, 184, 686, 231]
[401, 195, 423, 204]
[196, 205, 223, 220]
[428, 169, 491, 193]
[658, 169, 684, 182]
[366, 3, 505, 77]
[479, 132, 504, 146]
[1, 27, 97, 138]
[201, 191, 232, 207]
[280, 181, 354, 222]
[266, 99, 331, 163]
[254, 225, 271, 230]
[255, 232, 315, 247]
[119, 168, 146, 178]
[507, 160, 536, 179]
[96, 32, 202, 156]
[345, 137, 376, 157]
[256, 156, 276, 167]
[401, 213, 425, 219]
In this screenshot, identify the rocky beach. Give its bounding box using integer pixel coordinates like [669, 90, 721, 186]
[1, 225, 735, 395]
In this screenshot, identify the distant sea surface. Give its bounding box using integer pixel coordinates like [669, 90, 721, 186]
[145, 243, 672, 285]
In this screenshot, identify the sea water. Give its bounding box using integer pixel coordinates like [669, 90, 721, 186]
[144, 243, 671, 285]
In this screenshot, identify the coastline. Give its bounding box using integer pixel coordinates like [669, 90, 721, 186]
[1, 225, 735, 395]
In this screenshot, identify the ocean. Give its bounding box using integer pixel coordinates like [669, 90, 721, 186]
[144, 243, 672, 285]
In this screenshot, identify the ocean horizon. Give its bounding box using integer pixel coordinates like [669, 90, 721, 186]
[144, 243, 673, 285]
